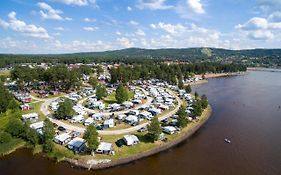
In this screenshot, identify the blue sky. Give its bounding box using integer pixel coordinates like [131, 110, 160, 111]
[1, 0, 281, 53]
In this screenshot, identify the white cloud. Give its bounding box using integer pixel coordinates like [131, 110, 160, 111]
[116, 31, 122, 35]
[127, 6, 132, 11]
[248, 30, 274, 40]
[137, 0, 173, 10]
[150, 22, 186, 35]
[235, 14, 281, 40]
[53, 0, 96, 6]
[84, 17, 96, 22]
[83, 26, 98, 31]
[0, 11, 50, 39]
[135, 29, 146, 36]
[187, 0, 205, 14]
[129, 20, 139, 25]
[236, 17, 268, 30]
[117, 37, 134, 48]
[37, 2, 71, 21]
[54, 27, 65, 31]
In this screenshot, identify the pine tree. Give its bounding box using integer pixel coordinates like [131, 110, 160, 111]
[185, 84, 192, 93]
[83, 125, 99, 155]
[147, 117, 162, 142]
[115, 83, 129, 103]
[177, 106, 188, 128]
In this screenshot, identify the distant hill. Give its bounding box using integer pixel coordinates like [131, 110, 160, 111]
[0, 47, 281, 67]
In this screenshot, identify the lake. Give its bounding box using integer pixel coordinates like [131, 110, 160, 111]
[1, 71, 281, 175]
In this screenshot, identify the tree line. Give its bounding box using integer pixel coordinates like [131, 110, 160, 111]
[109, 62, 247, 84]
[11, 65, 93, 91]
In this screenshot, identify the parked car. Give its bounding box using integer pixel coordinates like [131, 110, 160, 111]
[115, 139, 126, 147]
[138, 127, 147, 132]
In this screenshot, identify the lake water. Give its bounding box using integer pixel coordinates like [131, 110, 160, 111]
[1, 71, 281, 175]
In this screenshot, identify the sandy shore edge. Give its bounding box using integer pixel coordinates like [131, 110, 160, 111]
[64, 105, 212, 170]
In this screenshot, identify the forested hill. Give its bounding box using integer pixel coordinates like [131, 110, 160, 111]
[1, 47, 281, 67]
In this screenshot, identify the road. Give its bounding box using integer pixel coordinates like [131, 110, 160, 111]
[33, 89, 182, 135]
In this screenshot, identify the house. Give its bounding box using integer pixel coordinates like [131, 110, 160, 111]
[22, 113, 39, 122]
[163, 126, 177, 135]
[71, 115, 84, 123]
[30, 121, 44, 135]
[96, 142, 113, 155]
[84, 117, 94, 126]
[54, 133, 71, 145]
[67, 137, 86, 153]
[20, 104, 30, 111]
[123, 135, 140, 146]
[103, 118, 115, 128]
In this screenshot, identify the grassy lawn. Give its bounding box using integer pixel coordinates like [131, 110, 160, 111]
[0, 138, 25, 156]
[23, 101, 45, 121]
[47, 144, 77, 161]
[31, 92, 65, 99]
[0, 70, 10, 77]
[103, 91, 134, 106]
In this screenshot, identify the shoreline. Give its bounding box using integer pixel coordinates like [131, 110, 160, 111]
[64, 105, 212, 170]
[247, 67, 281, 72]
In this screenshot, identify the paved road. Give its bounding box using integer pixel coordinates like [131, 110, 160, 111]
[33, 89, 182, 135]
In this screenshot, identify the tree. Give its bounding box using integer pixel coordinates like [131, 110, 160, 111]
[185, 84, 192, 93]
[200, 94, 208, 109]
[0, 81, 14, 113]
[0, 131, 12, 144]
[42, 119, 55, 153]
[22, 123, 39, 146]
[96, 84, 107, 100]
[55, 99, 75, 120]
[83, 125, 99, 155]
[147, 117, 162, 142]
[178, 76, 184, 89]
[193, 101, 203, 117]
[177, 106, 188, 128]
[89, 77, 98, 89]
[195, 91, 199, 99]
[96, 65, 104, 75]
[5, 118, 24, 137]
[115, 83, 129, 103]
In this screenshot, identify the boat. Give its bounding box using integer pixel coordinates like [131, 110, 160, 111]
[224, 138, 231, 143]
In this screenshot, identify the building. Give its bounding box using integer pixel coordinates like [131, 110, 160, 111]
[96, 142, 113, 155]
[123, 135, 140, 146]
[20, 104, 30, 111]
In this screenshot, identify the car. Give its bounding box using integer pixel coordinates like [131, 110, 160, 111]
[57, 126, 66, 132]
[115, 139, 126, 147]
[131, 122, 139, 126]
[138, 127, 147, 132]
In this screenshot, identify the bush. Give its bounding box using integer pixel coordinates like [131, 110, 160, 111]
[0, 131, 12, 144]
